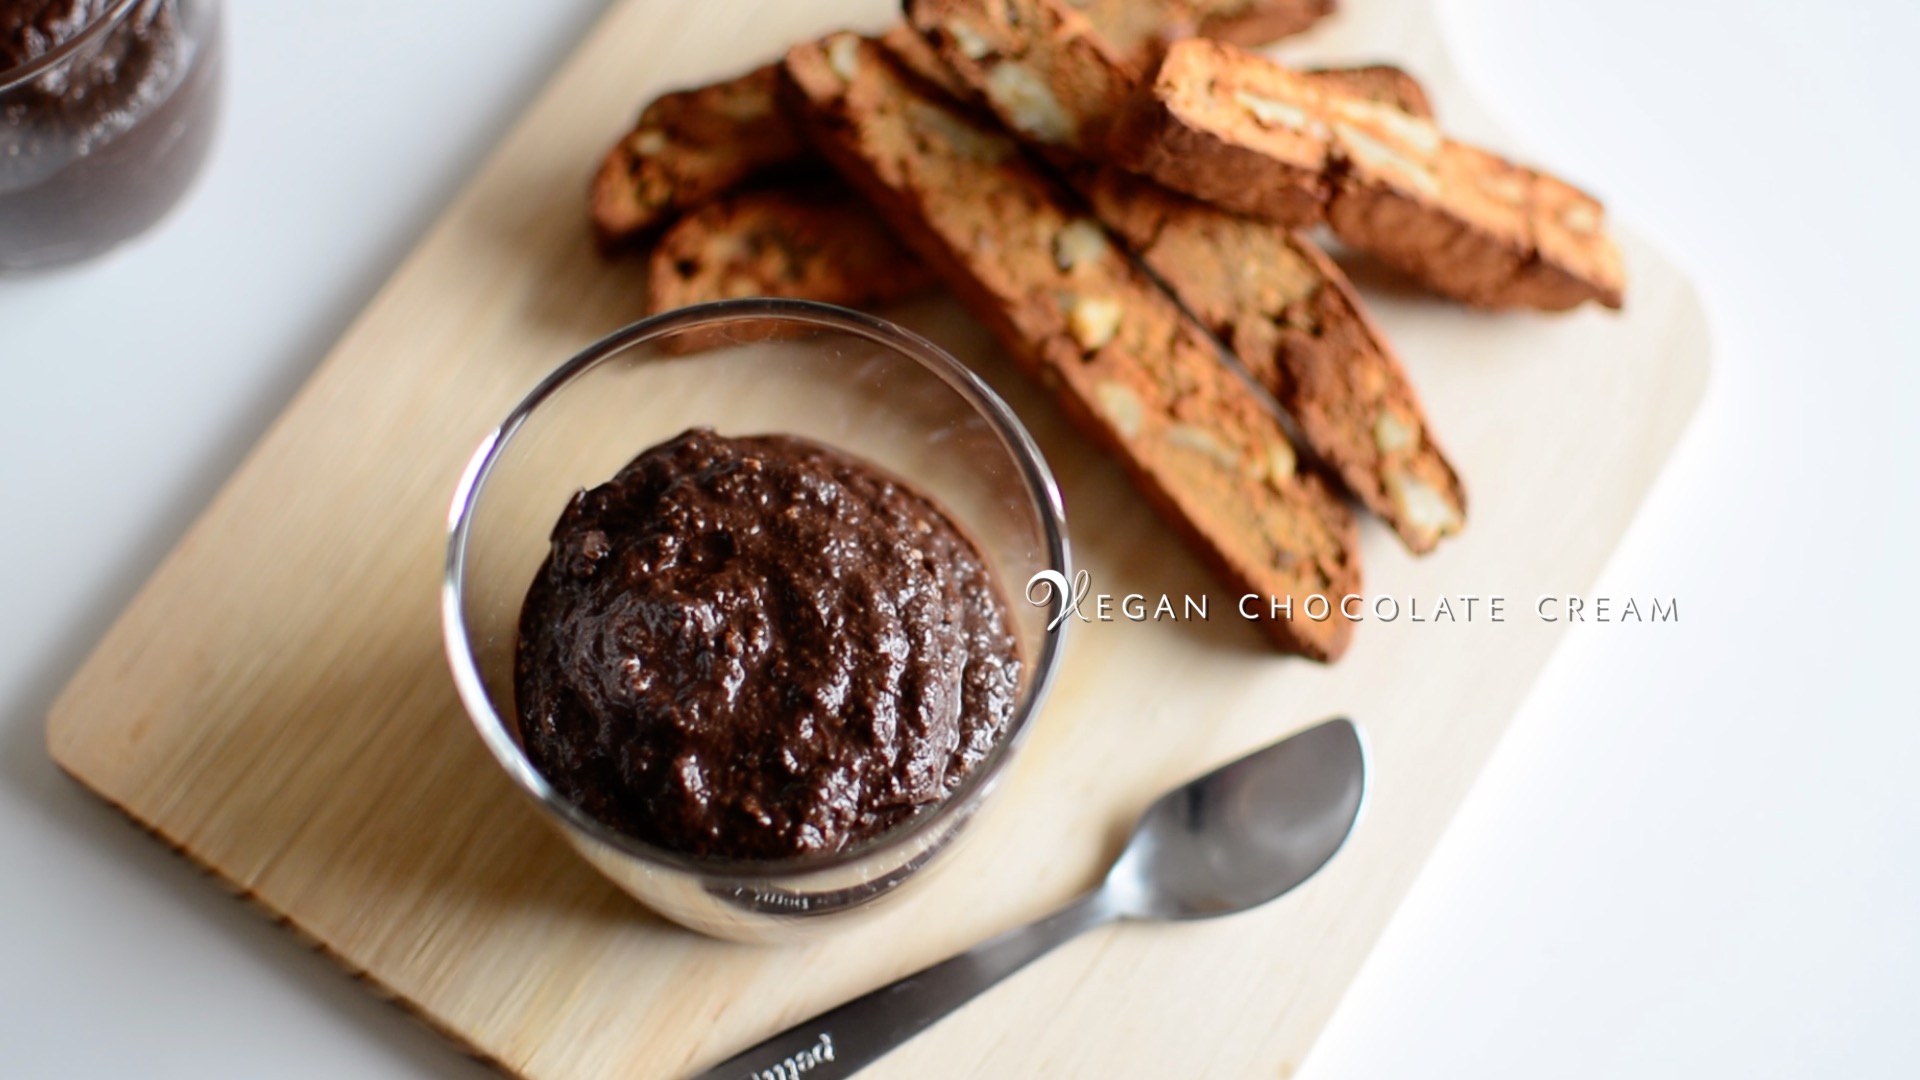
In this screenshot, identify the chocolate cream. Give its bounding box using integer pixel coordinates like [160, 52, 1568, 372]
[514, 429, 1021, 862]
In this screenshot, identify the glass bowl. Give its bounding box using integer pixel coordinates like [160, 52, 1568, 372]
[443, 299, 1070, 942]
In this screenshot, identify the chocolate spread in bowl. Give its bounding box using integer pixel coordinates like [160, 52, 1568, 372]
[514, 428, 1022, 862]
[1, 0, 220, 270]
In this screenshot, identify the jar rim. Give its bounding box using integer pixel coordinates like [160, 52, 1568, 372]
[0, 0, 147, 92]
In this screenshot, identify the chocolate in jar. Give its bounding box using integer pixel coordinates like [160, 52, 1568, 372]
[1, 0, 221, 271]
[514, 429, 1023, 863]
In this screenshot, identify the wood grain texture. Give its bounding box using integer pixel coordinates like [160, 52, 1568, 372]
[45, 1, 1709, 1077]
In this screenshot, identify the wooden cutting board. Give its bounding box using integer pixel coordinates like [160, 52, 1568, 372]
[46, 1, 1708, 1077]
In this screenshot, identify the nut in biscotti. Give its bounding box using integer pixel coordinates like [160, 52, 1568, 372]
[1112, 38, 1625, 311]
[589, 63, 808, 249]
[785, 33, 1362, 661]
[1082, 166, 1466, 553]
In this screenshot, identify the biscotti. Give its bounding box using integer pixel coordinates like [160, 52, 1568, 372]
[647, 184, 935, 312]
[786, 33, 1361, 661]
[592, 30, 988, 251]
[880, 21, 976, 101]
[587, 28, 1429, 274]
[1327, 133, 1624, 311]
[1109, 40, 1336, 225]
[1068, 0, 1334, 70]
[1082, 167, 1465, 552]
[590, 63, 808, 249]
[1060, 0, 1184, 70]
[1185, 0, 1336, 51]
[1111, 38, 1624, 310]
[907, 0, 1139, 159]
[1302, 63, 1431, 120]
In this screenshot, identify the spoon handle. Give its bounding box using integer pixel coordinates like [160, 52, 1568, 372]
[687, 890, 1115, 1080]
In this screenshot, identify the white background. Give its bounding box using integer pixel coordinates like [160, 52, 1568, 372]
[3, 0, 1916, 1076]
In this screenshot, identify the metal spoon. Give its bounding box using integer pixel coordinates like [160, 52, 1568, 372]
[691, 716, 1368, 1080]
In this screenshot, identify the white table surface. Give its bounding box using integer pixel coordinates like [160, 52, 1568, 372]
[4, 0, 1916, 1076]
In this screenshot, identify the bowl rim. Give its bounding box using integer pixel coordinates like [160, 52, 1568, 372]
[442, 298, 1071, 881]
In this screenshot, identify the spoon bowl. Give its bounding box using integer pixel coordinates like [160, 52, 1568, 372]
[1108, 717, 1367, 920]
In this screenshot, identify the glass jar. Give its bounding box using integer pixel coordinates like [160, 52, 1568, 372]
[1, 0, 222, 271]
[444, 300, 1071, 942]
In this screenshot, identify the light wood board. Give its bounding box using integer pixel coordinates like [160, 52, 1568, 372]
[46, 1, 1709, 1077]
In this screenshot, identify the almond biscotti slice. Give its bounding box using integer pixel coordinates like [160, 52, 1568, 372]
[1108, 40, 1345, 225]
[1302, 63, 1432, 120]
[1057, 0, 1186, 70]
[590, 63, 808, 249]
[1081, 167, 1465, 552]
[880, 21, 976, 101]
[591, 30, 983, 251]
[1067, 0, 1334, 70]
[1327, 133, 1624, 311]
[1185, 0, 1336, 51]
[1111, 38, 1624, 310]
[906, 0, 1140, 159]
[786, 33, 1361, 661]
[647, 184, 936, 312]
